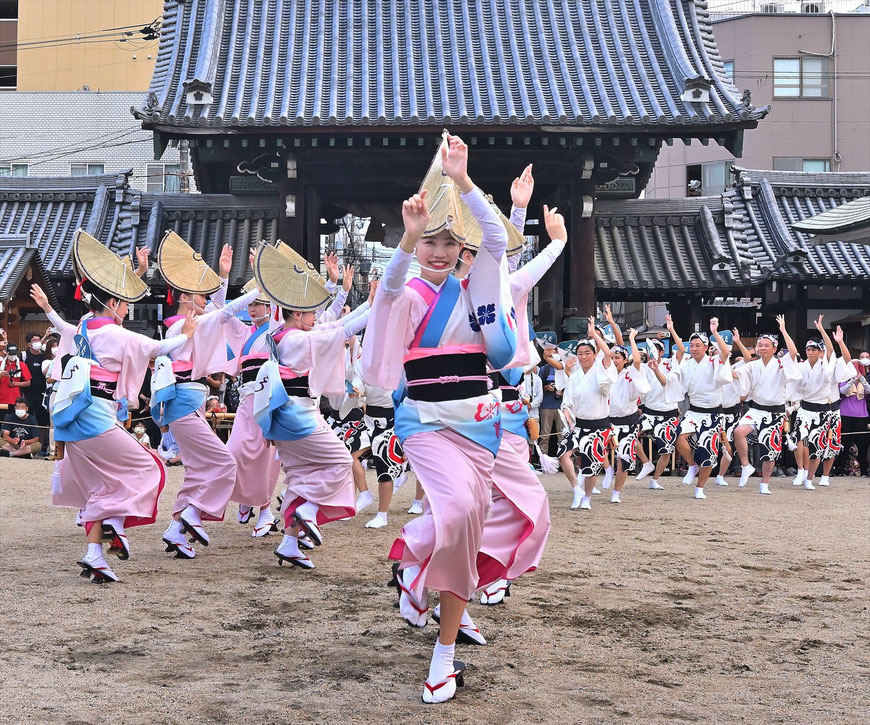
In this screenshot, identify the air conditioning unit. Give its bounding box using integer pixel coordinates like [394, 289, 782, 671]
[801, 1, 825, 12]
[759, 3, 785, 12]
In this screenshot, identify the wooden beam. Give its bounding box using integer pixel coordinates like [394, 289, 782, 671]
[568, 179, 596, 317]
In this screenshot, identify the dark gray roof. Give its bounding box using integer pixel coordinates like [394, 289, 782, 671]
[595, 197, 758, 290]
[137, 193, 280, 286]
[136, 0, 766, 138]
[725, 168, 870, 282]
[0, 234, 36, 303]
[791, 195, 870, 242]
[0, 172, 139, 277]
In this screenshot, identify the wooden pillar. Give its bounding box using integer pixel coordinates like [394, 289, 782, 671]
[304, 185, 321, 263]
[567, 179, 596, 318]
[536, 188, 565, 334]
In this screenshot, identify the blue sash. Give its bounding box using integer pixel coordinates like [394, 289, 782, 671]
[241, 323, 269, 356]
[416, 275, 461, 349]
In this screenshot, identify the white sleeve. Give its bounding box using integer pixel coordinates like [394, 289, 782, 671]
[46, 310, 77, 335]
[381, 248, 413, 299]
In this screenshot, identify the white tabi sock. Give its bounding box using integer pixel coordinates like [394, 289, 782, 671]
[428, 640, 456, 684]
[738, 464, 755, 488]
[694, 486, 706, 499]
[277, 534, 301, 557]
[601, 468, 614, 489]
[683, 465, 699, 484]
[818, 475, 830, 487]
[165, 519, 183, 536]
[87, 542, 102, 558]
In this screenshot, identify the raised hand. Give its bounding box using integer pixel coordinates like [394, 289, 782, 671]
[367, 278, 379, 304]
[510, 164, 534, 208]
[776, 314, 786, 331]
[604, 303, 614, 322]
[543, 204, 567, 242]
[219, 243, 233, 278]
[342, 264, 355, 292]
[441, 134, 471, 189]
[628, 327, 638, 341]
[29, 284, 52, 313]
[732, 327, 740, 340]
[814, 314, 824, 331]
[649, 358, 660, 372]
[709, 317, 719, 334]
[401, 191, 429, 242]
[134, 246, 150, 277]
[665, 313, 674, 329]
[325, 252, 340, 283]
[833, 325, 844, 344]
[587, 316, 598, 339]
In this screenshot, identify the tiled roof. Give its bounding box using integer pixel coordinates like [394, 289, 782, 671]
[790, 195, 870, 241]
[0, 172, 138, 276]
[135, 0, 766, 139]
[595, 196, 758, 290]
[0, 235, 36, 303]
[137, 193, 280, 286]
[725, 168, 870, 282]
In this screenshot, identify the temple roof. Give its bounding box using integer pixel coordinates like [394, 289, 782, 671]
[135, 0, 765, 150]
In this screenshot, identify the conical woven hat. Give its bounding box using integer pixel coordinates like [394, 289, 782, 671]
[253, 241, 332, 311]
[72, 229, 149, 302]
[419, 131, 466, 243]
[241, 277, 270, 304]
[157, 230, 222, 295]
[459, 194, 527, 257]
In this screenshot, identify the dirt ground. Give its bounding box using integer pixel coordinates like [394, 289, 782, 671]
[0, 458, 867, 724]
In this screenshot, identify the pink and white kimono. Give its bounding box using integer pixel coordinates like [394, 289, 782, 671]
[361, 186, 517, 601]
[47, 311, 188, 530]
[476, 212, 562, 588]
[222, 306, 284, 510]
[156, 288, 259, 521]
[255, 304, 371, 531]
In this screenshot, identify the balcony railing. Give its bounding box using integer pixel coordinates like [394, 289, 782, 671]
[708, 0, 870, 20]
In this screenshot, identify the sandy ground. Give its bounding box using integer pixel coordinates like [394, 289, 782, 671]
[0, 458, 868, 725]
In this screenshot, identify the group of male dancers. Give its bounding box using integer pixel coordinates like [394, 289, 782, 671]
[23, 131, 859, 704]
[541, 310, 855, 509]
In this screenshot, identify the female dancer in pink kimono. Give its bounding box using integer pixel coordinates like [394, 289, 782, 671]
[29, 234, 197, 583]
[442, 166, 560, 641]
[362, 133, 519, 703]
[153, 238, 262, 559]
[249, 242, 372, 571]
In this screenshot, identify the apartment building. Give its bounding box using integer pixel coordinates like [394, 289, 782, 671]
[0, 1, 187, 191]
[646, 1, 870, 198]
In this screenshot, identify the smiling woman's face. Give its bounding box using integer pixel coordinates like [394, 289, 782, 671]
[416, 231, 460, 281]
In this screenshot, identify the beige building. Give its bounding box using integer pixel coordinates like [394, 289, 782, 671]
[1, 0, 162, 91]
[646, 4, 870, 198]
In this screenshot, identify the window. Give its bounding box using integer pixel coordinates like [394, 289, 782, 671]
[722, 61, 735, 84]
[0, 2, 18, 20]
[773, 158, 831, 172]
[70, 163, 105, 176]
[773, 57, 830, 98]
[0, 65, 15, 90]
[686, 161, 732, 197]
[146, 163, 181, 193]
[0, 163, 27, 176]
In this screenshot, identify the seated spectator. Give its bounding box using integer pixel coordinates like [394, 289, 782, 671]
[1, 397, 42, 458]
[132, 422, 152, 449]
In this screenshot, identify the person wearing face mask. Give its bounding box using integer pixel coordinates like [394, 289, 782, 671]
[29, 230, 198, 584]
[251, 241, 371, 571]
[1, 397, 41, 458]
[132, 422, 152, 448]
[22, 331, 50, 449]
[732, 315, 801, 494]
[153, 232, 261, 560]
[361, 133, 518, 703]
[0, 342, 32, 407]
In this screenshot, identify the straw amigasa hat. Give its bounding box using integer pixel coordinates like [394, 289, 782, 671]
[157, 230, 223, 296]
[241, 276, 270, 304]
[252, 240, 332, 311]
[418, 130, 467, 243]
[459, 193, 527, 258]
[72, 229, 149, 302]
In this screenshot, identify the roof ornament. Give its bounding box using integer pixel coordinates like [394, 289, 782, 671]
[183, 78, 213, 106]
[680, 77, 712, 104]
